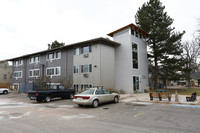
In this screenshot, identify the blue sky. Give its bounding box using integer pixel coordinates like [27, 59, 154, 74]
[0, 0, 199, 60]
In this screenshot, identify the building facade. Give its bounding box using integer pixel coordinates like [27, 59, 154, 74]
[108, 24, 149, 93]
[0, 61, 12, 88]
[8, 24, 148, 93]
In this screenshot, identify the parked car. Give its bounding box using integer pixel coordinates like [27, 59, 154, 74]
[73, 87, 119, 108]
[28, 85, 75, 102]
[0, 88, 10, 94]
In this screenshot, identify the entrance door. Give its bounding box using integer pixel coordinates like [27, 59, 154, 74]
[133, 76, 139, 92]
[13, 83, 19, 92]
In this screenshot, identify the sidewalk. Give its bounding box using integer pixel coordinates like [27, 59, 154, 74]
[120, 93, 200, 105]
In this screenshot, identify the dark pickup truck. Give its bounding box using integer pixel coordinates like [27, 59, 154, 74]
[28, 85, 75, 102]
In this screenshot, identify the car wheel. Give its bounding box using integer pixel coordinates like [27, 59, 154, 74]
[114, 96, 119, 103]
[92, 100, 99, 108]
[70, 93, 74, 99]
[3, 90, 8, 94]
[45, 96, 51, 102]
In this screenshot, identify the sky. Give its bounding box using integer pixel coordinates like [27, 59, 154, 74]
[0, 0, 199, 61]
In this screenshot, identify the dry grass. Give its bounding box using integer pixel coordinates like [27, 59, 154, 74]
[166, 88, 200, 95]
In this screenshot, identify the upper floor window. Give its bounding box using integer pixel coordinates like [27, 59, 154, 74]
[132, 43, 138, 69]
[29, 69, 40, 77]
[29, 56, 40, 64]
[14, 71, 22, 78]
[81, 45, 92, 54]
[135, 31, 139, 38]
[4, 64, 7, 69]
[47, 51, 61, 61]
[74, 66, 79, 73]
[14, 59, 23, 66]
[81, 64, 92, 73]
[74, 48, 79, 55]
[46, 66, 61, 77]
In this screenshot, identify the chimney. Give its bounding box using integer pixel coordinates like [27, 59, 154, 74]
[48, 44, 51, 50]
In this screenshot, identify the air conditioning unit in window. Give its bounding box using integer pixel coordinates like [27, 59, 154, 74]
[83, 53, 89, 58]
[83, 73, 89, 78]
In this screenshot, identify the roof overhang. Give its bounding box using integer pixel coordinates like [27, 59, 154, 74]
[7, 37, 120, 61]
[107, 23, 149, 38]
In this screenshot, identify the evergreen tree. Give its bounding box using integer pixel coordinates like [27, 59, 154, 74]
[135, 0, 185, 89]
[49, 40, 65, 49]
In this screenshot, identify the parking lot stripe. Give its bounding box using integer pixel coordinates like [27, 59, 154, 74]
[134, 112, 145, 117]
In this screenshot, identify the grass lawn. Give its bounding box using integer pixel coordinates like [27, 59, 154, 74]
[166, 88, 200, 95]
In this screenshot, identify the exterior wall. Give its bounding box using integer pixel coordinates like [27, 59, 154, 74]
[114, 28, 148, 93]
[0, 61, 12, 88]
[73, 44, 115, 92]
[100, 44, 115, 90]
[12, 48, 74, 92]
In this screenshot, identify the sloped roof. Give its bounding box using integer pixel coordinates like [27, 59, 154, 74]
[107, 23, 149, 38]
[7, 37, 120, 61]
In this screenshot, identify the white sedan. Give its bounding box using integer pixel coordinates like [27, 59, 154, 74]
[73, 88, 119, 108]
[0, 88, 10, 94]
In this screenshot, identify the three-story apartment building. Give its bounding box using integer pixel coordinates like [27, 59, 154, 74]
[9, 24, 149, 93]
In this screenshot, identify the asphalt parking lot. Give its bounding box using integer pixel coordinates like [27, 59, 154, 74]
[0, 93, 200, 133]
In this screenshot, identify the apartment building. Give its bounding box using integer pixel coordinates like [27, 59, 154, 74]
[9, 24, 148, 93]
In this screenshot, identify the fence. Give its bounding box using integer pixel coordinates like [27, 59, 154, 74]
[0, 83, 11, 89]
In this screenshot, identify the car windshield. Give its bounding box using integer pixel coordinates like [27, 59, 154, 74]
[81, 89, 95, 95]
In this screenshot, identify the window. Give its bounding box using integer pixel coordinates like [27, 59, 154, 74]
[135, 31, 138, 37]
[3, 74, 7, 80]
[103, 89, 111, 94]
[95, 89, 104, 95]
[4, 64, 7, 69]
[132, 43, 138, 69]
[74, 84, 79, 92]
[14, 71, 22, 78]
[30, 56, 40, 64]
[47, 53, 54, 60]
[14, 59, 23, 66]
[55, 67, 61, 75]
[139, 33, 142, 39]
[74, 66, 79, 73]
[47, 51, 61, 61]
[74, 48, 79, 55]
[133, 76, 139, 92]
[46, 67, 61, 77]
[81, 64, 92, 73]
[29, 69, 40, 77]
[55, 51, 61, 59]
[81, 45, 92, 54]
[47, 68, 54, 76]
[131, 29, 134, 35]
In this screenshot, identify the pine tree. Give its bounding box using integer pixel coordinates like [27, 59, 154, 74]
[50, 40, 65, 49]
[135, 0, 185, 89]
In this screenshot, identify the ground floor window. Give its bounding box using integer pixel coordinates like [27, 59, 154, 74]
[81, 84, 93, 92]
[133, 76, 139, 92]
[73, 84, 79, 92]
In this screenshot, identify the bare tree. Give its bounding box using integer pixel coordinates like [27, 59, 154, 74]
[56, 75, 73, 89]
[34, 76, 51, 90]
[181, 41, 200, 87]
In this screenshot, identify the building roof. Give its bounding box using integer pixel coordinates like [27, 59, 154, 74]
[107, 23, 149, 38]
[191, 72, 200, 79]
[7, 37, 121, 61]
